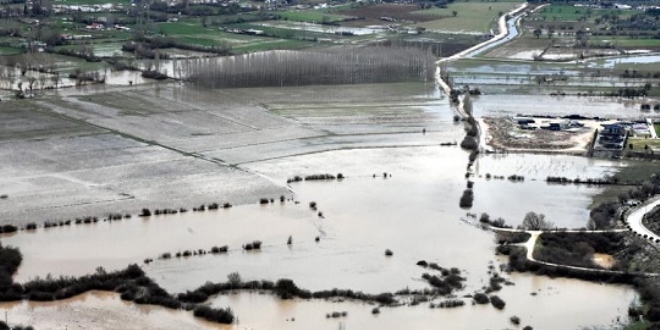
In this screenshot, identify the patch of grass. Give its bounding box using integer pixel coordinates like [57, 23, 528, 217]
[590, 36, 660, 48]
[533, 4, 637, 23]
[622, 320, 649, 330]
[274, 10, 349, 23]
[158, 22, 214, 36]
[54, 0, 131, 4]
[416, 1, 523, 33]
[629, 138, 660, 150]
[232, 39, 317, 53]
[0, 46, 22, 55]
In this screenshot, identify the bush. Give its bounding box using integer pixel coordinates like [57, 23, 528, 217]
[275, 279, 299, 299]
[490, 295, 505, 309]
[210, 246, 228, 254]
[459, 189, 474, 208]
[374, 293, 395, 305]
[473, 293, 489, 304]
[0, 225, 17, 234]
[460, 136, 478, 150]
[647, 307, 660, 322]
[141, 70, 168, 80]
[385, 249, 393, 256]
[140, 208, 151, 217]
[193, 305, 234, 324]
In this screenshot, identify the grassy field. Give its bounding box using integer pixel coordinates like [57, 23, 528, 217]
[622, 320, 649, 330]
[0, 46, 22, 55]
[231, 39, 319, 53]
[53, 0, 131, 4]
[533, 4, 636, 23]
[157, 22, 216, 36]
[589, 36, 660, 48]
[590, 160, 660, 207]
[415, 1, 523, 33]
[629, 138, 660, 150]
[656, 124, 660, 137]
[274, 10, 350, 23]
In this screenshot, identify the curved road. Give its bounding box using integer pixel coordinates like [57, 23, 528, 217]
[626, 197, 660, 241]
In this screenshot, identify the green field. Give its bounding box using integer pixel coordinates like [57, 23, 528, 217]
[533, 4, 636, 22]
[232, 39, 318, 53]
[415, 1, 523, 33]
[655, 124, 660, 137]
[274, 10, 349, 23]
[54, 0, 131, 4]
[158, 22, 216, 36]
[590, 37, 660, 48]
[0, 46, 22, 55]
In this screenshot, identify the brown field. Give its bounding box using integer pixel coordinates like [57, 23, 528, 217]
[340, 4, 443, 26]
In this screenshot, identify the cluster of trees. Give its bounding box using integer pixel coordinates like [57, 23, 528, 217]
[186, 46, 436, 88]
[604, 87, 650, 98]
[0, 243, 236, 324]
[618, 172, 660, 203]
[533, 232, 624, 269]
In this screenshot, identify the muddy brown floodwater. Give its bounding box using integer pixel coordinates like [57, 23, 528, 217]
[0, 291, 225, 330]
[0, 146, 637, 330]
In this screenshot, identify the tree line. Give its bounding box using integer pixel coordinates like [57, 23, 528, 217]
[186, 46, 436, 88]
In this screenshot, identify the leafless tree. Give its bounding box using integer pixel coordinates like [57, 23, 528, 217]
[186, 46, 436, 89]
[521, 212, 554, 230]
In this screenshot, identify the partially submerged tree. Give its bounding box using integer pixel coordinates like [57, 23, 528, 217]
[521, 212, 553, 230]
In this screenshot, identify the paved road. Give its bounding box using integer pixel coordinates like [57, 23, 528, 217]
[648, 118, 658, 139]
[626, 197, 660, 241]
[491, 226, 657, 276]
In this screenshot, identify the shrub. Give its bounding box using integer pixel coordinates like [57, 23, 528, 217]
[460, 136, 478, 150]
[385, 249, 393, 256]
[193, 305, 234, 324]
[259, 198, 269, 204]
[0, 225, 17, 234]
[141, 70, 168, 80]
[140, 208, 151, 217]
[490, 295, 505, 309]
[459, 189, 474, 208]
[275, 279, 299, 299]
[374, 293, 395, 305]
[647, 307, 660, 322]
[25, 223, 37, 230]
[510, 316, 520, 325]
[210, 246, 228, 254]
[473, 293, 489, 304]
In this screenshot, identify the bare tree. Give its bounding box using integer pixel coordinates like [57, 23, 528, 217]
[521, 212, 553, 230]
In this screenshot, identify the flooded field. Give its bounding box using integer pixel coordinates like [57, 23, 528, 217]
[472, 94, 653, 118]
[2, 147, 623, 286]
[0, 79, 650, 329]
[0, 291, 224, 330]
[210, 277, 635, 330]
